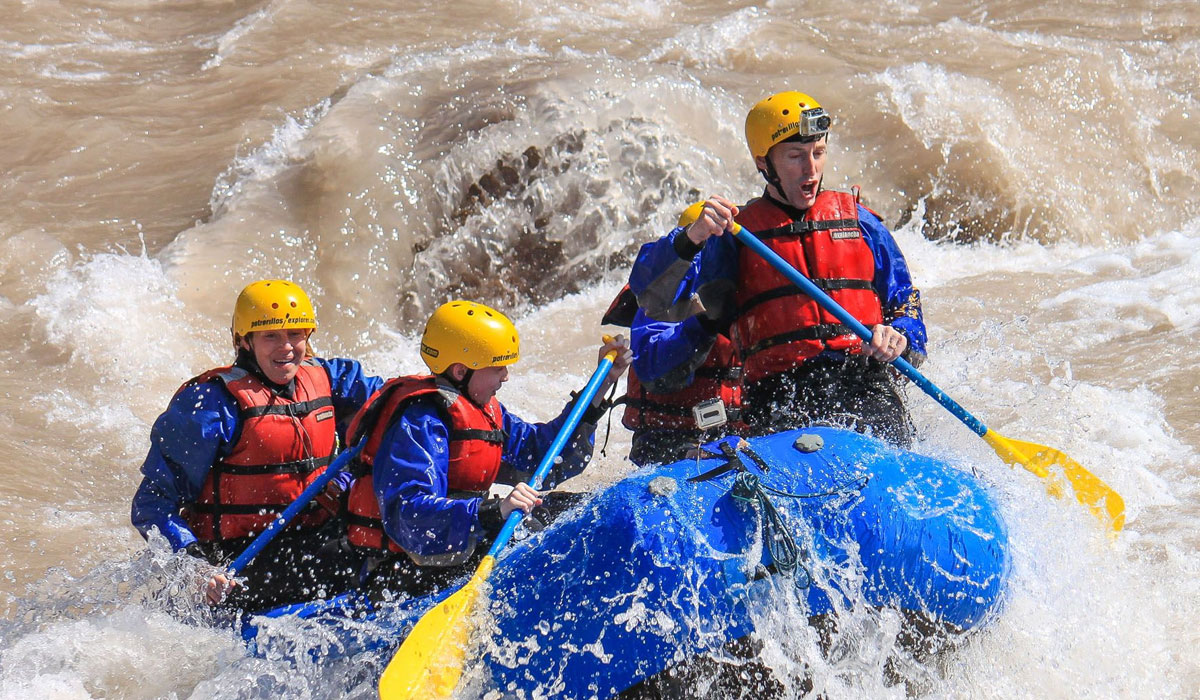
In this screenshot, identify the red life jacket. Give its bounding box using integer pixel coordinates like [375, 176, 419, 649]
[621, 336, 744, 432]
[732, 191, 883, 384]
[602, 285, 745, 434]
[181, 360, 337, 543]
[343, 375, 505, 552]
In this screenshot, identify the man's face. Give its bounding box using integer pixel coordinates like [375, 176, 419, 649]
[756, 137, 827, 210]
[467, 364, 509, 404]
[242, 329, 309, 385]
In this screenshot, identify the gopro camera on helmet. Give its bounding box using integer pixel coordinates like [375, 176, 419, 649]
[692, 398, 729, 431]
[801, 107, 831, 138]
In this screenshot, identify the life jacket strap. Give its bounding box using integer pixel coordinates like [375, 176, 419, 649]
[448, 428, 505, 444]
[239, 396, 333, 419]
[755, 218, 859, 239]
[213, 454, 331, 476]
[744, 324, 854, 358]
[739, 281, 874, 317]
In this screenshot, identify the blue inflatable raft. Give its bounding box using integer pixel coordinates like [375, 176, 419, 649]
[245, 427, 1009, 697]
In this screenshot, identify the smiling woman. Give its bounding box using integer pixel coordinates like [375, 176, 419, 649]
[232, 281, 318, 385]
[240, 329, 313, 386]
[128, 280, 384, 612]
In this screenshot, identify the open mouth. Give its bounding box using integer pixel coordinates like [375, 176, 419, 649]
[799, 181, 819, 199]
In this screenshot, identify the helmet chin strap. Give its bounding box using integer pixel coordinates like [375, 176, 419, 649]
[758, 157, 789, 206]
[443, 367, 477, 403]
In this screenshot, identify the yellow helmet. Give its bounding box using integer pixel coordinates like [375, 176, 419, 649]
[420, 300, 520, 374]
[677, 201, 706, 227]
[744, 91, 832, 159]
[232, 279, 317, 338]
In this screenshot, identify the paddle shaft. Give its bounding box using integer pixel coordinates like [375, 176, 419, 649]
[484, 350, 617, 558]
[227, 440, 364, 576]
[732, 224, 989, 437]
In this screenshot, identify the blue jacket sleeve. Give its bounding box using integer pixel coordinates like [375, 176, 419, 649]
[857, 206, 927, 357]
[629, 227, 739, 317]
[374, 397, 599, 558]
[130, 382, 240, 551]
[630, 312, 717, 388]
[628, 227, 739, 386]
[373, 402, 481, 558]
[313, 357, 385, 441]
[314, 357, 385, 491]
[628, 226, 693, 307]
[494, 400, 597, 487]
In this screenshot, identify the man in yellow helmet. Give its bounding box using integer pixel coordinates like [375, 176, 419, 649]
[131, 280, 384, 611]
[342, 301, 630, 597]
[628, 92, 926, 446]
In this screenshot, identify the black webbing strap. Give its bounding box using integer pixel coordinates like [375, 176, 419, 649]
[449, 428, 505, 444]
[213, 454, 332, 476]
[754, 218, 859, 240]
[239, 396, 333, 419]
[744, 324, 853, 357]
[739, 280, 874, 317]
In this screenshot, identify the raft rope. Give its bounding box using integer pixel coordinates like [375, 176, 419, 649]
[730, 470, 809, 586]
[718, 441, 870, 589]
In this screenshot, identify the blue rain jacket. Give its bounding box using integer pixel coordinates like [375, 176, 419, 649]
[372, 397, 597, 559]
[628, 203, 926, 385]
[130, 358, 384, 551]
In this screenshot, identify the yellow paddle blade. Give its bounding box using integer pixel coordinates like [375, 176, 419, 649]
[378, 556, 496, 700]
[982, 430, 1125, 532]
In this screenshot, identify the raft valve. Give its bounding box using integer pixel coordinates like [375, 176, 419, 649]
[793, 434, 824, 453]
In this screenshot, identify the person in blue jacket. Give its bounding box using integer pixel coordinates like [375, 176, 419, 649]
[602, 204, 747, 467]
[131, 280, 383, 611]
[629, 91, 926, 447]
[343, 300, 631, 599]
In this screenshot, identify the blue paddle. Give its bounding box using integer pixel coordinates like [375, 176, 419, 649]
[732, 222, 1123, 531]
[227, 440, 365, 576]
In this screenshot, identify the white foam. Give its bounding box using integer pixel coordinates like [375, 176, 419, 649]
[30, 249, 219, 429]
[0, 606, 237, 700]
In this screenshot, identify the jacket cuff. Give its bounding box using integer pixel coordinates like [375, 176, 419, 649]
[570, 390, 612, 425]
[901, 346, 926, 368]
[582, 401, 610, 425]
[477, 497, 504, 535]
[673, 229, 703, 260]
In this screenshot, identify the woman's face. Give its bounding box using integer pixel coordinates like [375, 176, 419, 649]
[242, 329, 310, 385]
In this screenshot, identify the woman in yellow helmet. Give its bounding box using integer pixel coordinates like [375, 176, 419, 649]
[627, 92, 927, 447]
[341, 300, 630, 598]
[131, 280, 384, 612]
